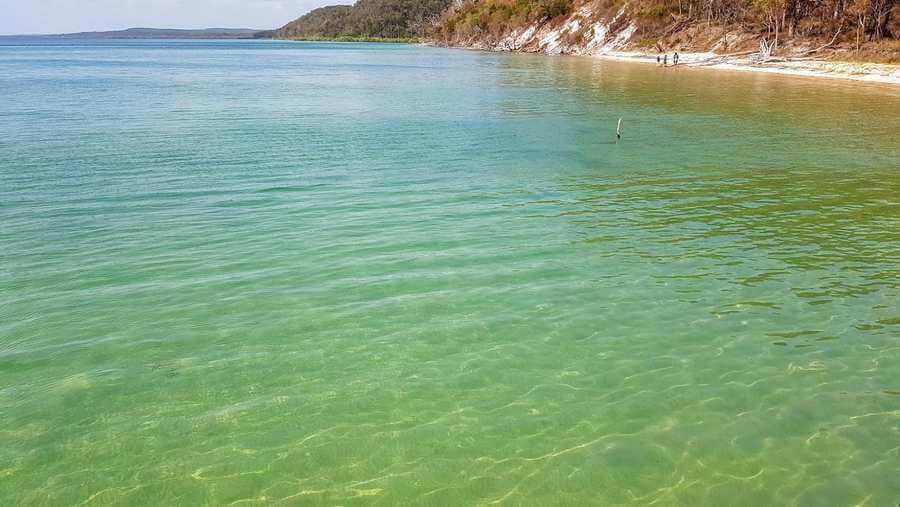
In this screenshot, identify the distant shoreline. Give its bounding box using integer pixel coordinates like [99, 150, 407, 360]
[0, 28, 271, 40]
[276, 36, 420, 44]
[5, 34, 895, 84]
[0, 33, 425, 44]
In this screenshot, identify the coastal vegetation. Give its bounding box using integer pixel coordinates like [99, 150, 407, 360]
[273, 0, 898, 61]
[275, 0, 452, 40]
[275, 6, 353, 39]
[435, 0, 900, 60]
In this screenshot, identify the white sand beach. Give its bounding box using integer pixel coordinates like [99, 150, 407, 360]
[598, 51, 900, 85]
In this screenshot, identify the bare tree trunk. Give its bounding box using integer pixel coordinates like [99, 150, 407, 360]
[780, 8, 787, 46]
[797, 25, 843, 55]
[856, 16, 863, 52]
[775, 13, 780, 49]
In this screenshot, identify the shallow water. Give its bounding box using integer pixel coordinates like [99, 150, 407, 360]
[1, 39, 899, 505]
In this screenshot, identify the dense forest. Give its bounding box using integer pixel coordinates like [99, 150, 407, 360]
[275, 0, 452, 39]
[275, 6, 353, 39]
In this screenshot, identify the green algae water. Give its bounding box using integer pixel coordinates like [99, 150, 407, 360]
[1, 39, 899, 505]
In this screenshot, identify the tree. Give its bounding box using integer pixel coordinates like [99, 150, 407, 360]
[755, 0, 789, 48]
[848, 0, 870, 51]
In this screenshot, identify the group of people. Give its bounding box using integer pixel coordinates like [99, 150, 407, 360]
[656, 52, 680, 66]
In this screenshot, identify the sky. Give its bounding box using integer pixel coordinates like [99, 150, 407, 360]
[0, 0, 349, 35]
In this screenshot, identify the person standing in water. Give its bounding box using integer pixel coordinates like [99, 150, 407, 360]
[663, 54, 668, 66]
[674, 52, 680, 65]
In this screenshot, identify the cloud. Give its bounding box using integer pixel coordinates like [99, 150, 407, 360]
[0, 0, 351, 35]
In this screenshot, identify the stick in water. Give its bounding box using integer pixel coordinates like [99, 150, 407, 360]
[616, 118, 622, 142]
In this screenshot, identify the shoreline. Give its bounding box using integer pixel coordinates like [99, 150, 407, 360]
[595, 51, 900, 85]
[276, 36, 421, 44]
[434, 41, 900, 85]
[21, 35, 893, 84]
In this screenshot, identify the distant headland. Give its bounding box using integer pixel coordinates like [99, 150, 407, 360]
[1, 28, 274, 40]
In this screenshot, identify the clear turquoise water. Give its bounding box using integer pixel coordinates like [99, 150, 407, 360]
[1, 39, 899, 505]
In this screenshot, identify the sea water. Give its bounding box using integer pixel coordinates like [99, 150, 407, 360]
[1, 39, 899, 505]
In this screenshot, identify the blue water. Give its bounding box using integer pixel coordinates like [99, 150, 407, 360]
[1, 39, 899, 505]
